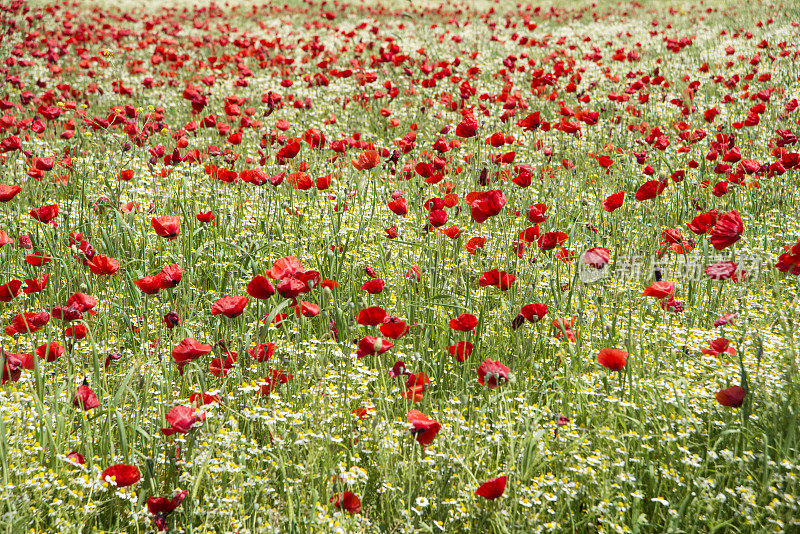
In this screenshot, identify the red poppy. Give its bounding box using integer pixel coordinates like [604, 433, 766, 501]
[705, 261, 738, 280]
[597, 348, 628, 371]
[447, 342, 473, 362]
[582, 247, 611, 268]
[135, 275, 162, 295]
[196, 211, 216, 224]
[172, 338, 212, 374]
[642, 281, 675, 299]
[384, 226, 398, 239]
[85, 255, 120, 275]
[189, 392, 220, 406]
[0, 280, 23, 301]
[776, 237, 800, 275]
[0, 184, 21, 202]
[211, 296, 249, 318]
[361, 278, 385, 294]
[246, 275, 276, 299]
[23, 274, 48, 294]
[527, 203, 549, 223]
[161, 405, 205, 435]
[37, 342, 64, 362]
[151, 216, 181, 239]
[147, 490, 188, 532]
[356, 336, 394, 358]
[469, 190, 506, 223]
[66, 451, 85, 466]
[687, 210, 719, 234]
[0, 230, 11, 247]
[259, 368, 294, 395]
[380, 316, 409, 339]
[475, 476, 507, 500]
[159, 264, 184, 288]
[65, 324, 88, 339]
[477, 358, 511, 388]
[248, 342, 275, 362]
[10, 311, 49, 334]
[25, 252, 51, 267]
[73, 384, 100, 411]
[715, 385, 746, 407]
[209, 351, 237, 377]
[357, 307, 388, 326]
[388, 197, 408, 215]
[117, 169, 135, 181]
[330, 492, 361, 514]
[602, 191, 625, 213]
[449, 313, 478, 333]
[295, 301, 320, 317]
[552, 317, 579, 342]
[479, 269, 515, 290]
[466, 236, 486, 255]
[29, 204, 59, 223]
[100, 464, 141, 487]
[351, 150, 380, 170]
[710, 210, 743, 250]
[455, 113, 478, 138]
[407, 409, 441, 446]
[713, 312, 738, 327]
[538, 231, 569, 251]
[635, 180, 662, 201]
[512, 303, 548, 329]
[701, 338, 736, 357]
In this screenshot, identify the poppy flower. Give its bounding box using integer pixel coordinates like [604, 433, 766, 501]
[23, 274, 48, 294]
[603, 192, 625, 212]
[172, 338, 212, 374]
[209, 351, 237, 377]
[147, 490, 188, 531]
[11, 311, 49, 334]
[85, 255, 120, 275]
[582, 247, 611, 268]
[0, 230, 11, 247]
[295, 301, 320, 317]
[361, 278, 385, 294]
[331, 492, 361, 514]
[65, 324, 88, 339]
[701, 338, 736, 357]
[135, 275, 162, 295]
[512, 303, 548, 329]
[477, 359, 511, 388]
[469, 190, 506, 223]
[117, 169, 135, 181]
[0, 184, 21, 202]
[538, 232, 569, 251]
[380, 316, 409, 339]
[66, 451, 85, 466]
[37, 342, 64, 362]
[246, 275, 276, 299]
[211, 296, 249, 318]
[189, 392, 220, 406]
[248, 342, 275, 362]
[466, 236, 486, 255]
[384, 226, 398, 239]
[476, 476, 507, 500]
[357, 306, 388, 326]
[597, 348, 628, 371]
[642, 281, 675, 299]
[635, 180, 662, 201]
[776, 237, 800, 275]
[407, 409, 441, 447]
[447, 342, 473, 362]
[0, 280, 23, 302]
[705, 261, 738, 280]
[196, 211, 216, 224]
[161, 405, 205, 435]
[713, 312, 738, 327]
[449, 313, 478, 333]
[29, 204, 59, 223]
[479, 269, 515, 290]
[687, 210, 719, 234]
[267, 256, 305, 279]
[73, 384, 100, 411]
[151, 216, 181, 239]
[388, 197, 409, 215]
[351, 150, 380, 170]
[455, 113, 478, 138]
[356, 336, 394, 358]
[159, 264, 184, 289]
[100, 464, 141, 487]
[715, 385, 747, 407]
[259, 368, 294, 395]
[552, 317, 579, 342]
[527, 203, 549, 223]
[710, 210, 743, 250]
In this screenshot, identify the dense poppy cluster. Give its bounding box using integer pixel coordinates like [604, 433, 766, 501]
[0, 0, 798, 531]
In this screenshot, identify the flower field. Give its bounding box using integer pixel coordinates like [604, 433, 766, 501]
[1, 0, 800, 531]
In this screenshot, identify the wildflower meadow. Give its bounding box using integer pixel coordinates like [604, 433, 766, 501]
[1, 0, 800, 532]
